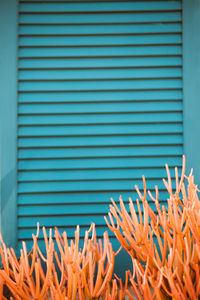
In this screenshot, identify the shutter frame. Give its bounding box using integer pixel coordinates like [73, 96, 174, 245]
[17, 0, 183, 251]
[182, 0, 200, 183]
[0, 0, 18, 249]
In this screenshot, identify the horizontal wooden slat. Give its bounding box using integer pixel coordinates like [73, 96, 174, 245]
[18, 178, 177, 193]
[18, 90, 183, 103]
[18, 112, 183, 126]
[19, 34, 181, 47]
[17, 203, 116, 215]
[18, 226, 115, 240]
[19, 23, 182, 36]
[19, 67, 182, 80]
[19, 57, 182, 69]
[18, 167, 175, 182]
[19, 45, 182, 58]
[18, 134, 183, 148]
[18, 156, 182, 170]
[19, 2, 181, 13]
[17, 190, 172, 205]
[19, 12, 181, 24]
[18, 123, 182, 137]
[19, 78, 182, 92]
[18, 145, 183, 159]
[18, 101, 182, 114]
[18, 215, 108, 227]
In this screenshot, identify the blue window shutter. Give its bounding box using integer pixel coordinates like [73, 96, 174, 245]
[17, 0, 183, 264]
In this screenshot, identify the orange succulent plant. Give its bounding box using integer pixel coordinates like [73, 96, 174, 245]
[0, 223, 120, 299]
[105, 156, 200, 299]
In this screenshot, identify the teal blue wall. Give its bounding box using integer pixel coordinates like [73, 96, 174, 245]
[0, 0, 18, 248]
[183, 0, 200, 183]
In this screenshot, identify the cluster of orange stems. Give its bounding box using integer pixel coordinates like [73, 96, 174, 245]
[1, 156, 200, 299]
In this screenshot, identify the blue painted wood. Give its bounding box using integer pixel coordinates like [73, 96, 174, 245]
[19, 56, 182, 68]
[17, 191, 172, 205]
[19, 67, 182, 81]
[18, 156, 182, 170]
[19, 2, 181, 12]
[18, 215, 113, 228]
[16, 190, 175, 228]
[19, 67, 182, 80]
[19, 23, 182, 36]
[18, 145, 183, 159]
[17, 198, 172, 217]
[0, 0, 18, 248]
[183, 0, 200, 183]
[18, 112, 183, 126]
[19, 45, 182, 58]
[19, 34, 181, 47]
[18, 90, 183, 103]
[18, 123, 183, 137]
[18, 179, 178, 193]
[18, 134, 183, 148]
[17, 0, 183, 259]
[19, 79, 182, 91]
[19, 12, 181, 24]
[17, 168, 175, 182]
[18, 101, 183, 114]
